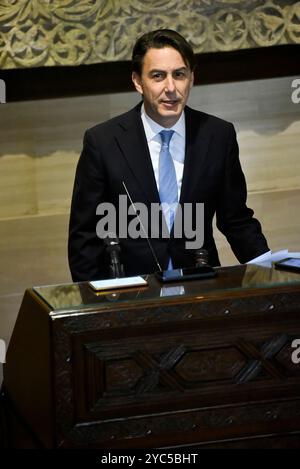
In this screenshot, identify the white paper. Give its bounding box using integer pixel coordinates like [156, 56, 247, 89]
[89, 276, 147, 291]
[284, 252, 300, 259]
[247, 249, 300, 268]
[247, 250, 273, 264]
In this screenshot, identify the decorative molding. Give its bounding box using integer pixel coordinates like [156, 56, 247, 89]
[76, 333, 297, 415]
[66, 398, 300, 446]
[0, 0, 299, 70]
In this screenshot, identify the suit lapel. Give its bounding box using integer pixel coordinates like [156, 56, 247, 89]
[114, 105, 212, 206]
[180, 106, 212, 203]
[114, 104, 160, 204]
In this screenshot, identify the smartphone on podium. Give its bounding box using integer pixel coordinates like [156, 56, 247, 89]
[155, 266, 217, 283]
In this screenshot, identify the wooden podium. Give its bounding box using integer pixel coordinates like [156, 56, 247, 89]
[3, 264, 300, 448]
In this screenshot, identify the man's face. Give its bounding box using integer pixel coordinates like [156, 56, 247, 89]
[132, 47, 194, 128]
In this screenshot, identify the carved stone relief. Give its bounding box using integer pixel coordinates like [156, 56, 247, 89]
[0, 1, 299, 69]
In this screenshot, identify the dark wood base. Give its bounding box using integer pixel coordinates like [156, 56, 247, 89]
[3, 266, 300, 448]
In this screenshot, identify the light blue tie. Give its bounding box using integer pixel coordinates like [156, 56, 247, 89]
[159, 130, 178, 269]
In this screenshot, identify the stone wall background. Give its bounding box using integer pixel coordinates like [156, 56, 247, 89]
[0, 0, 299, 69]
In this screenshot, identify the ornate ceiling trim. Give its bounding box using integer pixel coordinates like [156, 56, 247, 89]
[0, 0, 299, 70]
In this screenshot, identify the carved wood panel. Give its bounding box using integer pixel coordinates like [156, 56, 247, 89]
[50, 287, 300, 447]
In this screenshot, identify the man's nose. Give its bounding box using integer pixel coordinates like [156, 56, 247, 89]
[164, 75, 176, 93]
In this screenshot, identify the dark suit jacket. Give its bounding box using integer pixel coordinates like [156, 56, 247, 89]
[68, 104, 269, 282]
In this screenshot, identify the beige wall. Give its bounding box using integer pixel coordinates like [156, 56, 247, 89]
[0, 75, 300, 381]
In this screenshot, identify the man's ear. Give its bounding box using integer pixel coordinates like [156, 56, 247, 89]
[190, 71, 194, 90]
[132, 71, 143, 95]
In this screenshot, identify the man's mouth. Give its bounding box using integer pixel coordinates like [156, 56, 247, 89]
[161, 99, 180, 106]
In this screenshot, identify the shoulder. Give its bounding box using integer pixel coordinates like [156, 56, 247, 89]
[185, 106, 235, 135]
[85, 103, 142, 141]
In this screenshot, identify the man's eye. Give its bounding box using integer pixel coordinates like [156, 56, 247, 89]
[174, 71, 186, 78]
[152, 73, 163, 79]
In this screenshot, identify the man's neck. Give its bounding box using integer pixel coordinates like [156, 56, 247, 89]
[143, 108, 184, 130]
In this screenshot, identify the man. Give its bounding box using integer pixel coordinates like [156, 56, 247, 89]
[68, 29, 269, 282]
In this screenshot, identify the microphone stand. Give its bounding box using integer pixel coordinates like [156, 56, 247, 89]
[109, 247, 125, 279]
[104, 234, 125, 279]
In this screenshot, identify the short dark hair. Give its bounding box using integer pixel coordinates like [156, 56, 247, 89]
[132, 29, 195, 75]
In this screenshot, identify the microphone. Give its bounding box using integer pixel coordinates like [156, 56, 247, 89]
[195, 248, 209, 267]
[103, 232, 125, 278]
[122, 181, 163, 272]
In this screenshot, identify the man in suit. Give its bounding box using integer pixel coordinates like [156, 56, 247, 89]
[68, 29, 269, 282]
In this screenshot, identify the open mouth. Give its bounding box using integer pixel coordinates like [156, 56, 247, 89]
[161, 100, 179, 107]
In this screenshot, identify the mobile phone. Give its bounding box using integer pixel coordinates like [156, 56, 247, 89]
[155, 266, 217, 283]
[274, 257, 300, 273]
